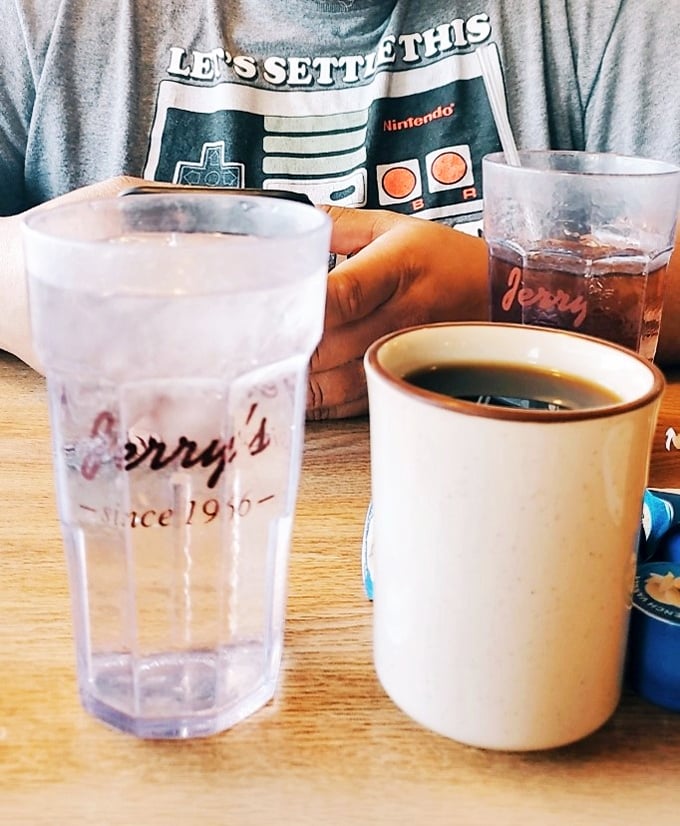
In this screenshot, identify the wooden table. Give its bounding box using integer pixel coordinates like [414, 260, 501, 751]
[1, 351, 680, 825]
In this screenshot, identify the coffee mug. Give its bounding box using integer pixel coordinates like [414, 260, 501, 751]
[364, 322, 664, 751]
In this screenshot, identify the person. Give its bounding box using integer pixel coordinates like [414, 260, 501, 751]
[1, 1, 679, 418]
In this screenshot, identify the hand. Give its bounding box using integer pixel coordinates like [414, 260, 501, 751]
[306, 205, 489, 420]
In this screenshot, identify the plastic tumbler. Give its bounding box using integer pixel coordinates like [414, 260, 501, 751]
[23, 193, 330, 738]
[483, 150, 680, 359]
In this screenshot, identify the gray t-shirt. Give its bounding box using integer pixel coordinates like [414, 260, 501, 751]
[1, 0, 679, 225]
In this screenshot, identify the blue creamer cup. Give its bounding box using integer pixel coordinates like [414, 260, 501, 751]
[640, 489, 680, 561]
[627, 562, 680, 712]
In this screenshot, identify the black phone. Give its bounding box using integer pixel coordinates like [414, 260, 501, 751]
[119, 184, 313, 206]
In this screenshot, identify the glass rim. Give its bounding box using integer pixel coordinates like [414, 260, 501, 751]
[22, 191, 330, 242]
[482, 149, 680, 180]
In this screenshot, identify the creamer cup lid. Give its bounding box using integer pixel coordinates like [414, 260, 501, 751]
[632, 562, 680, 623]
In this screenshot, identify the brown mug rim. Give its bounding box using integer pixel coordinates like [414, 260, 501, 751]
[364, 321, 666, 422]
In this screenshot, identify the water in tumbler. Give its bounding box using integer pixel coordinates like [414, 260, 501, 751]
[26, 213, 329, 738]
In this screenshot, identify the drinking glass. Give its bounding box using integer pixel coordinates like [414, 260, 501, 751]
[483, 150, 680, 359]
[23, 193, 330, 738]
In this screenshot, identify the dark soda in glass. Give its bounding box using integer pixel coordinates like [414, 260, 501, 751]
[488, 242, 667, 359]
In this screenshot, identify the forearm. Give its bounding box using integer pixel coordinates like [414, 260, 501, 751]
[655, 229, 680, 365]
[426, 225, 489, 323]
[0, 211, 40, 371]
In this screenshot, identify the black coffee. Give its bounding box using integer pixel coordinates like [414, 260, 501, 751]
[404, 362, 622, 411]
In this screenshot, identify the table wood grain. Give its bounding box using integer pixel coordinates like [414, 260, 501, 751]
[1, 352, 680, 825]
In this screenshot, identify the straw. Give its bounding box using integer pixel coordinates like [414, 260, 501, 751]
[477, 44, 521, 167]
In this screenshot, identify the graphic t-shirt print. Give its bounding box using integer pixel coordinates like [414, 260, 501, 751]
[144, 12, 504, 231]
